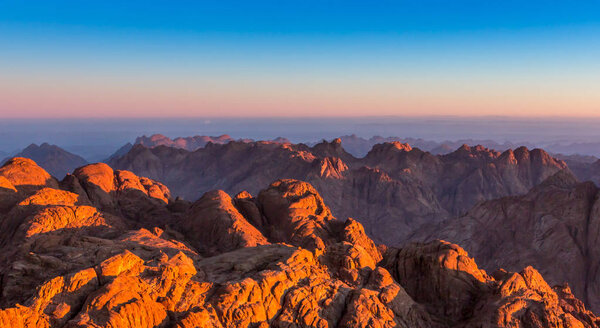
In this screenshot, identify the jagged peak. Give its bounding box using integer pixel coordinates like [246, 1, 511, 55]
[271, 137, 291, 144]
[513, 146, 532, 160]
[310, 138, 353, 161]
[367, 141, 413, 156]
[23, 142, 56, 150]
[508, 146, 567, 168]
[498, 148, 517, 164]
[451, 143, 499, 157]
[22, 143, 41, 151]
[355, 166, 393, 182]
[313, 138, 343, 150]
[314, 156, 348, 179]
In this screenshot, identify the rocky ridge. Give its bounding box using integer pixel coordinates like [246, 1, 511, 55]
[0, 158, 595, 327]
[134, 134, 291, 152]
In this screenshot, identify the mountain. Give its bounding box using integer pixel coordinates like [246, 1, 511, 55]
[338, 135, 410, 157]
[104, 142, 133, 162]
[413, 170, 600, 313]
[554, 153, 599, 165]
[554, 154, 600, 187]
[339, 135, 600, 159]
[546, 142, 600, 158]
[135, 133, 237, 150]
[0, 158, 596, 327]
[133, 134, 291, 152]
[2, 143, 87, 179]
[109, 139, 567, 245]
[337, 134, 539, 157]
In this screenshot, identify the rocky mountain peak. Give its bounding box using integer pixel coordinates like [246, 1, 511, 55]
[447, 143, 501, 160]
[314, 156, 348, 179]
[366, 141, 413, 157]
[311, 138, 353, 160]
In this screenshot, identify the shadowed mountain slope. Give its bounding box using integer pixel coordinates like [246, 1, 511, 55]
[413, 169, 600, 313]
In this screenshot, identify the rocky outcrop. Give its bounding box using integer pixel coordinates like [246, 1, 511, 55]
[69, 163, 172, 226]
[0, 160, 596, 327]
[180, 190, 268, 255]
[384, 241, 599, 327]
[258, 179, 338, 250]
[0, 157, 59, 192]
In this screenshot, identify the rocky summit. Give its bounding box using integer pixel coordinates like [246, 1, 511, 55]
[0, 157, 597, 327]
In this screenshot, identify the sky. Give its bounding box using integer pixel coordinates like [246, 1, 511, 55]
[1, 1, 599, 118]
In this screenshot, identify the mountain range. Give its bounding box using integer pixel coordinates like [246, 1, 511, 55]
[0, 157, 597, 327]
[336, 134, 535, 157]
[134, 134, 291, 152]
[108, 139, 567, 245]
[338, 134, 600, 158]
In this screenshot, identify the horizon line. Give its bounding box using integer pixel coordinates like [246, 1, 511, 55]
[3, 114, 600, 121]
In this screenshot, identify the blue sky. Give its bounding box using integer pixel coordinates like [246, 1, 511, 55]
[1, 1, 599, 117]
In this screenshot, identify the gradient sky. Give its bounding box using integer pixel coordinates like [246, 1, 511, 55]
[1, 1, 600, 118]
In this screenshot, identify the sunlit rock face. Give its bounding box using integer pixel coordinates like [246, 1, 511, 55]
[109, 140, 567, 245]
[0, 159, 597, 327]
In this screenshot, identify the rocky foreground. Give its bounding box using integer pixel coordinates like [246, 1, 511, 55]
[0, 157, 597, 327]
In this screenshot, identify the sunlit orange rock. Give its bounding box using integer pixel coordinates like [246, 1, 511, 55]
[258, 179, 337, 250]
[181, 190, 268, 255]
[0, 157, 58, 193]
[18, 188, 81, 206]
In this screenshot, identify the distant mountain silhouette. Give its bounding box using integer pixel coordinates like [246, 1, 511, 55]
[104, 142, 133, 162]
[133, 133, 292, 151]
[337, 134, 537, 157]
[2, 143, 87, 179]
[135, 133, 237, 150]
